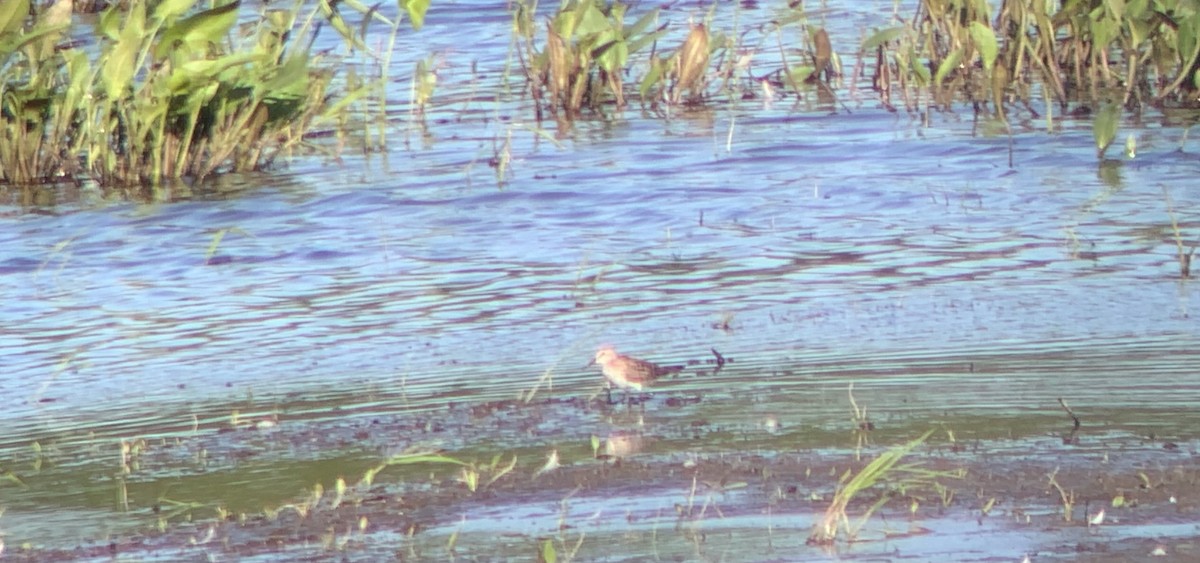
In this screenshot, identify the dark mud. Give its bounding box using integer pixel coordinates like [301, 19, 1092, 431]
[5, 392, 1199, 562]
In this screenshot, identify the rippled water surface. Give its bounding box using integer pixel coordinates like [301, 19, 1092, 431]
[2, 0, 1199, 556]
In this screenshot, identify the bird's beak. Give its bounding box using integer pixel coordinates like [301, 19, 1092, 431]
[585, 357, 596, 368]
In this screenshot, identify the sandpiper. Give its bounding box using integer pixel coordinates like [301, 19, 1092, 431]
[588, 346, 684, 404]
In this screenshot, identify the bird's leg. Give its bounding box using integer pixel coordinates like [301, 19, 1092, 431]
[606, 385, 616, 405]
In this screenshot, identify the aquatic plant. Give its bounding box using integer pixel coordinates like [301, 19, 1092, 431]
[457, 453, 518, 492]
[1163, 187, 1196, 278]
[513, 0, 666, 118]
[807, 429, 961, 545]
[869, 0, 1198, 105]
[1046, 467, 1077, 522]
[639, 21, 712, 106]
[862, 0, 1200, 141]
[0, 0, 428, 189]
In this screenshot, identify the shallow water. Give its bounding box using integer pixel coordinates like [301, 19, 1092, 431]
[2, 0, 1199, 557]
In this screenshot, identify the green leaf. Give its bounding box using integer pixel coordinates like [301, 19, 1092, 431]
[626, 27, 668, 57]
[862, 26, 906, 51]
[910, 52, 931, 85]
[0, 21, 68, 59]
[384, 452, 468, 466]
[576, 4, 612, 37]
[152, 0, 200, 23]
[935, 47, 962, 87]
[103, 4, 147, 99]
[789, 66, 815, 84]
[1103, 0, 1124, 20]
[1178, 27, 1197, 70]
[155, 0, 240, 60]
[262, 53, 310, 98]
[639, 56, 666, 98]
[968, 21, 997, 73]
[98, 5, 122, 40]
[1092, 18, 1117, 50]
[166, 53, 255, 93]
[541, 539, 557, 563]
[401, 0, 429, 31]
[593, 37, 627, 73]
[1093, 102, 1120, 158]
[0, 0, 30, 37]
[624, 8, 658, 40]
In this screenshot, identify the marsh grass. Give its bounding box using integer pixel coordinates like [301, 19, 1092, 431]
[807, 429, 962, 546]
[0, 0, 428, 190]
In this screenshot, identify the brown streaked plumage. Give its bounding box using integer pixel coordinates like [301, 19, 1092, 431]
[588, 346, 684, 404]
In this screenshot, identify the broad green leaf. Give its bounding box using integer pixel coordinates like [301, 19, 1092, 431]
[165, 52, 256, 96]
[541, 540, 558, 563]
[166, 59, 220, 92]
[626, 26, 668, 56]
[97, 3, 127, 40]
[25, 0, 70, 61]
[0, 22, 68, 59]
[1092, 18, 1117, 50]
[262, 53, 309, 98]
[1126, 0, 1148, 18]
[551, 8, 575, 41]
[1093, 102, 1120, 158]
[610, 2, 627, 25]
[594, 37, 627, 73]
[179, 80, 220, 121]
[1103, 0, 1124, 20]
[401, 0, 430, 31]
[968, 21, 997, 73]
[639, 56, 666, 98]
[1128, 18, 1148, 47]
[935, 47, 962, 86]
[576, 4, 612, 37]
[59, 49, 91, 122]
[0, 0, 30, 36]
[37, 0, 71, 27]
[155, 1, 240, 59]
[910, 52, 931, 85]
[1177, 22, 1197, 66]
[624, 9, 659, 41]
[152, 0, 200, 24]
[862, 26, 906, 51]
[790, 66, 815, 83]
[103, 4, 147, 99]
